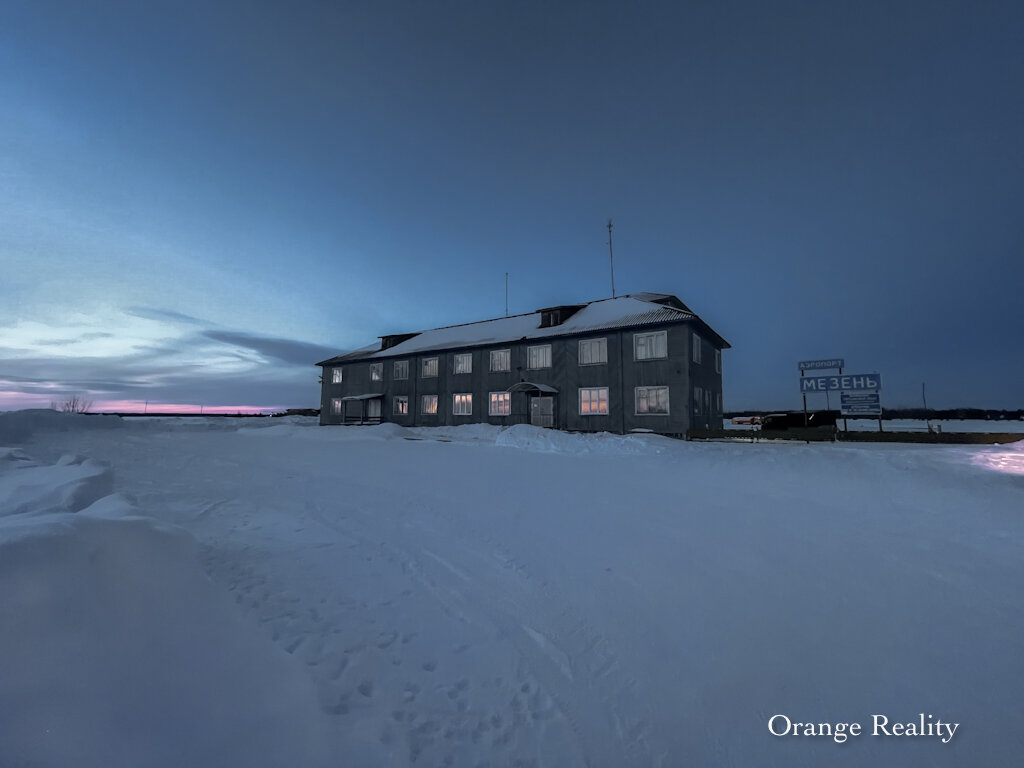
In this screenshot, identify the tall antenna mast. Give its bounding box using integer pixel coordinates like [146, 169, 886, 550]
[607, 218, 616, 298]
[505, 272, 509, 317]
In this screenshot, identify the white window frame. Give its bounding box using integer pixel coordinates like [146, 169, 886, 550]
[421, 357, 438, 378]
[692, 332, 702, 364]
[369, 362, 383, 381]
[714, 349, 721, 374]
[421, 394, 438, 415]
[490, 348, 511, 372]
[394, 360, 409, 380]
[453, 352, 472, 375]
[489, 391, 511, 416]
[578, 337, 607, 366]
[579, 386, 609, 416]
[634, 330, 667, 360]
[331, 367, 343, 384]
[527, 344, 552, 370]
[635, 386, 670, 415]
[452, 393, 472, 416]
[393, 395, 408, 415]
[331, 398, 343, 414]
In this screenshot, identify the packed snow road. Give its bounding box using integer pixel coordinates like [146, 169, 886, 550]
[2, 412, 1022, 767]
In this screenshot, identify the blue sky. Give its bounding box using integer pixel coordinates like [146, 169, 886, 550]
[2, 0, 1022, 412]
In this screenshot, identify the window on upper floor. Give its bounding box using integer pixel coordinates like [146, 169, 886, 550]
[527, 344, 551, 369]
[394, 360, 409, 380]
[453, 352, 472, 374]
[369, 362, 383, 381]
[331, 367, 343, 384]
[579, 387, 609, 415]
[635, 386, 670, 415]
[490, 349, 511, 372]
[715, 349, 721, 374]
[578, 338, 607, 366]
[422, 357, 438, 378]
[634, 330, 667, 360]
[692, 332, 702, 364]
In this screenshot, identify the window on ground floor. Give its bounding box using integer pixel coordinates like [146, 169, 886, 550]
[635, 386, 670, 415]
[331, 398, 343, 414]
[366, 399, 381, 419]
[421, 394, 438, 414]
[393, 396, 408, 415]
[694, 386, 703, 415]
[453, 393, 472, 415]
[579, 387, 609, 415]
[489, 392, 510, 416]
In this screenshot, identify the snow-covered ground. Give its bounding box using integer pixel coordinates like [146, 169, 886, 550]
[2, 411, 1022, 767]
[724, 417, 1024, 433]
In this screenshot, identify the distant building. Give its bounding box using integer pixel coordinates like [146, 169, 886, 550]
[316, 292, 729, 435]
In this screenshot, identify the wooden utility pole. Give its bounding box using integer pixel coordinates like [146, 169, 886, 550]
[607, 219, 616, 298]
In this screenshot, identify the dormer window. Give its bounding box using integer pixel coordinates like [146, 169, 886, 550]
[538, 304, 585, 328]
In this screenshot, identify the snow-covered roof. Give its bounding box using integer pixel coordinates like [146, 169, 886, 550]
[318, 293, 729, 365]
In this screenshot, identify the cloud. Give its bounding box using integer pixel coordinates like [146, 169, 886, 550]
[202, 330, 341, 366]
[124, 307, 209, 326]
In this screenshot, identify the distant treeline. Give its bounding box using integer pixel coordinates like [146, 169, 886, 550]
[725, 408, 1024, 421]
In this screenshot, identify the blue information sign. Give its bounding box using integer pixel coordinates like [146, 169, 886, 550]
[840, 392, 881, 415]
[800, 373, 882, 393]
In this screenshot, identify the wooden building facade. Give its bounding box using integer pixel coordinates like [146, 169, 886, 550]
[316, 293, 729, 435]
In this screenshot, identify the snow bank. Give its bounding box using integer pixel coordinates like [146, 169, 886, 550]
[0, 409, 122, 444]
[0, 451, 334, 768]
[494, 423, 669, 454]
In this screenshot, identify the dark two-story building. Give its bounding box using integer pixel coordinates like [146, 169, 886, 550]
[316, 292, 729, 435]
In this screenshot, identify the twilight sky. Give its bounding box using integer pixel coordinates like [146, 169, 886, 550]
[2, 0, 1022, 413]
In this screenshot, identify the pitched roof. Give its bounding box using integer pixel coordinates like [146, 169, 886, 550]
[317, 293, 729, 365]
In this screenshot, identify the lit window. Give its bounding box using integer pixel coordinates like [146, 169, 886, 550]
[369, 362, 383, 381]
[714, 349, 721, 374]
[453, 352, 472, 374]
[578, 338, 607, 366]
[331, 398, 343, 414]
[636, 386, 669, 415]
[394, 360, 409, 380]
[394, 396, 408, 415]
[692, 332, 702, 364]
[453, 393, 472, 416]
[527, 344, 551, 369]
[579, 387, 609, 415]
[331, 367, 343, 384]
[490, 349, 511, 372]
[634, 331, 667, 360]
[421, 394, 438, 414]
[489, 392, 510, 416]
[422, 357, 438, 378]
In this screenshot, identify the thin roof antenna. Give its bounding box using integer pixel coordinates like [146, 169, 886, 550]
[505, 272, 509, 317]
[607, 219, 616, 298]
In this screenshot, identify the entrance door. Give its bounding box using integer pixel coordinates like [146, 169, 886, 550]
[531, 396, 554, 428]
[366, 398, 382, 422]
